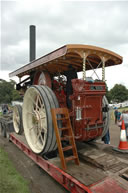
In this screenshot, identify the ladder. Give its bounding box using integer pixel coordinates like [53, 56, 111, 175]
[51, 108, 79, 170]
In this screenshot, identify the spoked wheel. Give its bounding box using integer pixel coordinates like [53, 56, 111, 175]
[101, 96, 110, 137]
[13, 105, 23, 134]
[23, 85, 59, 154]
[87, 96, 109, 142]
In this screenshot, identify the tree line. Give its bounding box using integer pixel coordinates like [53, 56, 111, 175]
[0, 79, 128, 104]
[0, 79, 22, 104]
[106, 84, 128, 103]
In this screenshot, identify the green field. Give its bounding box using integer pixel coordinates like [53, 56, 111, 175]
[0, 147, 30, 193]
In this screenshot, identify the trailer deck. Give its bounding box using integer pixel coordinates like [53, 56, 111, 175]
[9, 132, 128, 193]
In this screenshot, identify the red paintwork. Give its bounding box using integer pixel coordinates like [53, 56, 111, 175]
[71, 80, 106, 141]
[53, 79, 106, 141]
[9, 133, 128, 193]
[33, 71, 52, 88]
[53, 80, 67, 107]
[90, 177, 128, 193]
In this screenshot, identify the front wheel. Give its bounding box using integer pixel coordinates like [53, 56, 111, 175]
[13, 105, 23, 134]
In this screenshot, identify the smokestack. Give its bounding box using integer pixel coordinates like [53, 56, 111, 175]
[29, 25, 36, 62]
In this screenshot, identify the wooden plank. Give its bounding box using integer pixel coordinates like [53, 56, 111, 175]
[78, 145, 128, 171]
[49, 157, 106, 186]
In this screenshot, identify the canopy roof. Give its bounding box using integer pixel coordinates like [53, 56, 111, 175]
[9, 44, 123, 78]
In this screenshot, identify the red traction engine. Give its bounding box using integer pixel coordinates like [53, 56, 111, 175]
[52, 78, 108, 142]
[10, 44, 122, 155]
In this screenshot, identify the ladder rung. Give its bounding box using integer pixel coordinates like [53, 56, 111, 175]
[61, 136, 72, 141]
[59, 127, 70, 131]
[62, 146, 73, 151]
[57, 117, 69, 121]
[65, 156, 77, 162]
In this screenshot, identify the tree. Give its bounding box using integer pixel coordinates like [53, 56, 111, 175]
[0, 79, 22, 104]
[109, 84, 128, 103]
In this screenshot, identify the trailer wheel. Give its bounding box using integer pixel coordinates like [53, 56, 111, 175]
[13, 105, 23, 134]
[23, 85, 59, 154]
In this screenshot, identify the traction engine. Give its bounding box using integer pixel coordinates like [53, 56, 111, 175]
[10, 44, 122, 155]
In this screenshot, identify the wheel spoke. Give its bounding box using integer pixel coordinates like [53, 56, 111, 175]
[40, 106, 45, 114]
[29, 95, 37, 106]
[29, 125, 35, 131]
[42, 127, 47, 133]
[16, 110, 18, 117]
[16, 115, 20, 122]
[40, 116, 46, 119]
[14, 116, 19, 124]
[35, 95, 39, 110]
[35, 132, 40, 144]
[27, 111, 36, 116]
[40, 133, 44, 143]
[37, 94, 42, 107]
[16, 119, 20, 125]
[35, 94, 42, 111]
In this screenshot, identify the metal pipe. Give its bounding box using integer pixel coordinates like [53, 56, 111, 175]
[76, 107, 82, 121]
[29, 25, 36, 62]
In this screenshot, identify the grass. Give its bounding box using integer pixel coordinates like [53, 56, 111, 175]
[0, 147, 30, 193]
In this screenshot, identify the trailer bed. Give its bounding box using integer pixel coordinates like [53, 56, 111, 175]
[9, 132, 128, 193]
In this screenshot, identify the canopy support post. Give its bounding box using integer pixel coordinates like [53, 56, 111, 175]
[83, 52, 86, 80]
[102, 57, 105, 82]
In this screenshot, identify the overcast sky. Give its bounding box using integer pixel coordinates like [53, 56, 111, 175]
[0, 0, 128, 89]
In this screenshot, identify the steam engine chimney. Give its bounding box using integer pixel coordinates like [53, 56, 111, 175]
[29, 25, 36, 62]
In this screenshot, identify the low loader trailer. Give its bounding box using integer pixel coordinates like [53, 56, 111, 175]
[1, 43, 127, 192]
[0, 129, 128, 193]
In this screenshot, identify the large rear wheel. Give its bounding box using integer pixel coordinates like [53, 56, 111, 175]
[23, 85, 59, 154]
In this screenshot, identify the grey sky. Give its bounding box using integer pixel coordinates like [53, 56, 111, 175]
[0, 0, 128, 89]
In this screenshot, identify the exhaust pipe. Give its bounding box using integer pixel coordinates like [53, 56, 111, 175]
[29, 25, 36, 62]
